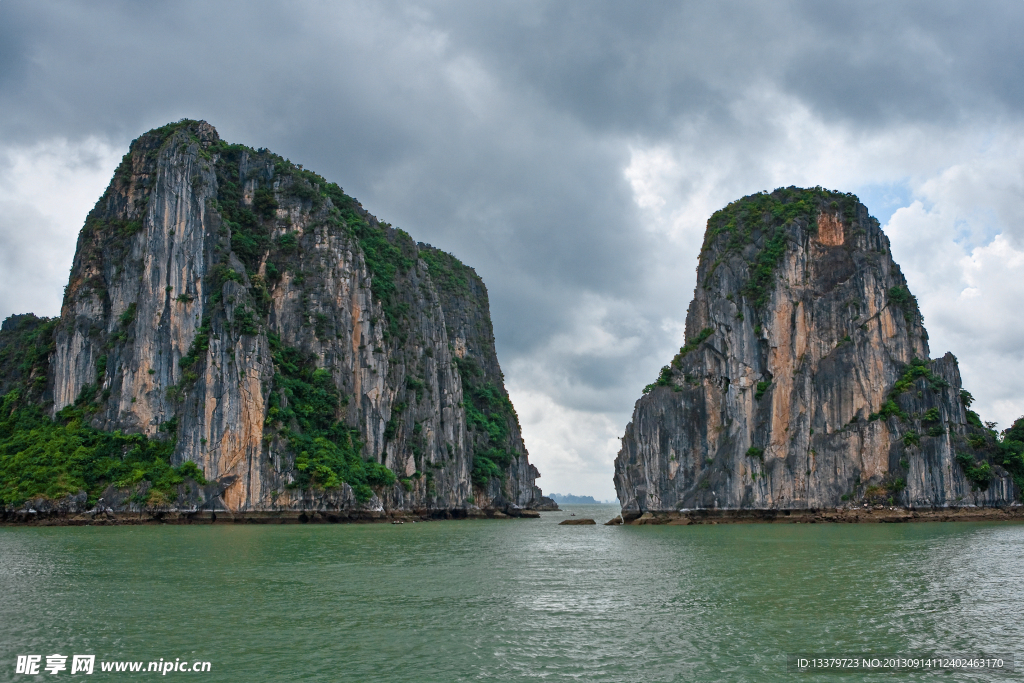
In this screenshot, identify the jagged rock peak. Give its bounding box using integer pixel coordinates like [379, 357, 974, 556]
[614, 187, 1019, 513]
[1, 119, 555, 515]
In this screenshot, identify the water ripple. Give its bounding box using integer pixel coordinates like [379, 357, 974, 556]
[0, 508, 1021, 682]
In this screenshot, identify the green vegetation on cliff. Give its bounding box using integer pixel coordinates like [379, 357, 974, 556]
[956, 452, 993, 491]
[0, 317, 207, 508]
[0, 315, 57, 402]
[702, 187, 860, 305]
[864, 359, 1024, 496]
[995, 419, 1024, 492]
[888, 286, 923, 324]
[456, 357, 518, 487]
[955, 417, 1024, 494]
[265, 334, 395, 502]
[421, 248, 472, 296]
[868, 358, 949, 422]
[0, 390, 204, 507]
[324, 183, 419, 341]
[702, 186, 858, 253]
[198, 128, 523, 495]
[643, 327, 715, 394]
[647, 188, 864, 392]
[197, 126, 420, 346]
[210, 142, 273, 272]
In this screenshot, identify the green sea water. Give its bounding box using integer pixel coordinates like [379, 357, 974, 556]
[1, 505, 1021, 682]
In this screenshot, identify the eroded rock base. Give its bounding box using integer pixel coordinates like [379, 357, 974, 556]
[1, 507, 540, 526]
[619, 506, 1024, 525]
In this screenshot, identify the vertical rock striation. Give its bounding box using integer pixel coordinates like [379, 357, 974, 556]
[615, 188, 1019, 513]
[36, 119, 549, 513]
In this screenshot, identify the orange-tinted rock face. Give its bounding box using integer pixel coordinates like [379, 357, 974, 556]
[816, 211, 845, 246]
[48, 121, 548, 513]
[615, 188, 1017, 511]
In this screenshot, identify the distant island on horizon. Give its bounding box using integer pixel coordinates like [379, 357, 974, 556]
[548, 493, 616, 505]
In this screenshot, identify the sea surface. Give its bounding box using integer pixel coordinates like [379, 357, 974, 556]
[1, 505, 1022, 682]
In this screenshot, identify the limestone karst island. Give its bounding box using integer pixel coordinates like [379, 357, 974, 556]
[614, 187, 1024, 524]
[1, 122, 1022, 524]
[0, 120, 555, 521]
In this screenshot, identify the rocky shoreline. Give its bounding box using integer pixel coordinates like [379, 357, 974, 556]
[607, 505, 1024, 525]
[1, 506, 544, 526]
[8, 504, 1022, 527]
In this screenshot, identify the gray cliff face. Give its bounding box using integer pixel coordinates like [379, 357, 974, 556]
[614, 189, 1018, 512]
[48, 120, 548, 513]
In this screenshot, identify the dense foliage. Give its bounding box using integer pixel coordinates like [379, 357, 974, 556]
[210, 142, 273, 272]
[702, 187, 860, 305]
[456, 357, 517, 487]
[743, 230, 790, 308]
[265, 334, 394, 502]
[703, 187, 839, 252]
[956, 452, 993, 491]
[995, 419, 1024, 492]
[755, 381, 771, 401]
[0, 390, 204, 508]
[0, 315, 58, 401]
[954, 417, 1024, 494]
[421, 248, 472, 296]
[888, 286, 922, 324]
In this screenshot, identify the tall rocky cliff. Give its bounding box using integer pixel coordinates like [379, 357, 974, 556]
[0, 120, 552, 515]
[615, 188, 1022, 513]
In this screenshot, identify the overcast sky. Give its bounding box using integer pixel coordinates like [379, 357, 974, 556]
[2, 1, 1023, 499]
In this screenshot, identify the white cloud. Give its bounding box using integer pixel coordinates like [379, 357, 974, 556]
[507, 384, 623, 501]
[0, 137, 122, 319]
[880, 133, 1024, 429]
[888, 217, 1024, 431]
[622, 90, 1024, 439]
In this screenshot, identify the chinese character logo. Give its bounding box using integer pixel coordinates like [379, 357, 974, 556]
[71, 655, 95, 674]
[16, 655, 41, 675]
[16, 654, 95, 675]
